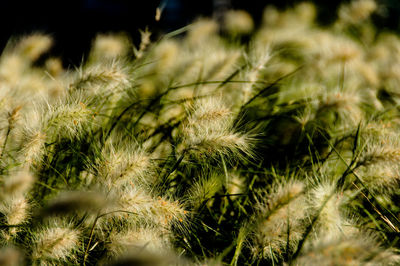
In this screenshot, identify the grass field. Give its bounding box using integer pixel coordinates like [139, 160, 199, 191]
[1, 1, 400, 265]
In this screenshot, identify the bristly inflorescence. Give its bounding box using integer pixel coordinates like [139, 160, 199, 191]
[180, 97, 254, 164]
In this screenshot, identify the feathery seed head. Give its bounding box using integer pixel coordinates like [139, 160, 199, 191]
[187, 19, 219, 46]
[106, 226, 171, 258]
[262, 6, 280, 27]
[294, 2, 317, 24]
[94, 140, 154, 188]
[0, 196, 29, 227]
[187, 174, 223, 210]
[354, 128, 400, 192]
[251, 181, 307, 260]
[295, 232, 400, 265]
[133, 28, 151, 59]
[223, 10, 254, 36]
[90, 33, 130, 61]
[71, 61, 130, 94]
[181, 97, 254, 162]
[41, 191, 108, 216]
[1, 171, 34, 199]
[323, 38, 361, 64]
[316, 87, 363, 126]
[15, 34, 53, 62]
[112, 186, 187, 230]
[20, 130, 46, 166]
[308, 182, 346, 235]
[338, 0, 377, 25]
[153, 40, 179, 73]
[358, 128, 400, 166]
[242, 44, 271, 103]
[45, 58, 63, 77]
[0, 54, 26, 86]
[32, 224, 80, 263]
[107, 250, 185, 266]
[359, 164, 400, 193]
[42, 97, 94, 140]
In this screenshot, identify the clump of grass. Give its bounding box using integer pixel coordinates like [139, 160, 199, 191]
[1, 0, 400, 264]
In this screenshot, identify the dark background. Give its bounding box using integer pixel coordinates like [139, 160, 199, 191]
[1, 0, 399, 66]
